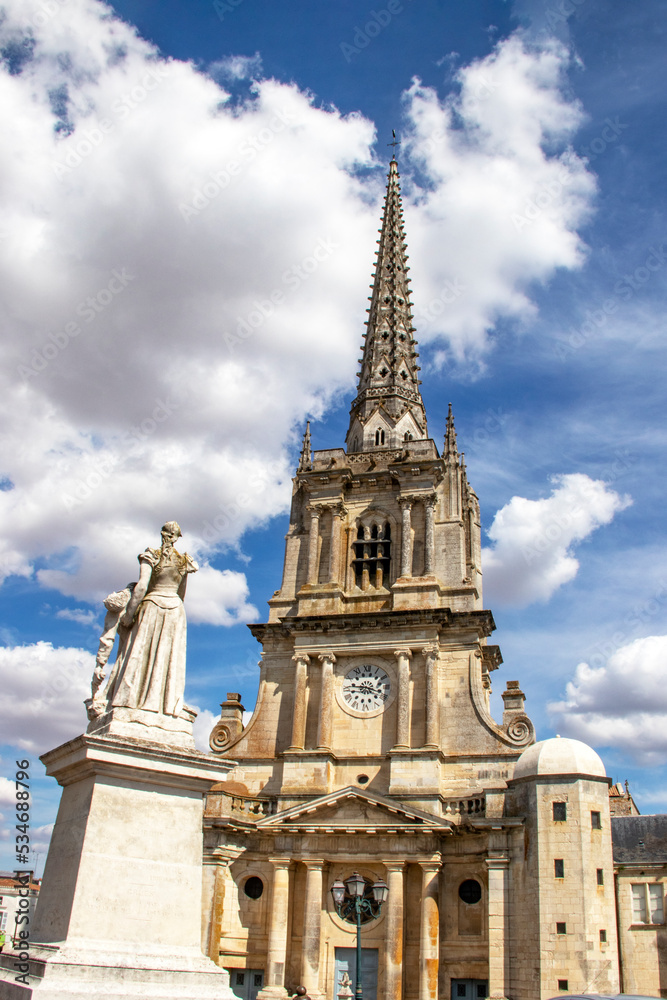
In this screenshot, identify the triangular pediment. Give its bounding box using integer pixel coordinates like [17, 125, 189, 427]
[256, 786, 453, 833]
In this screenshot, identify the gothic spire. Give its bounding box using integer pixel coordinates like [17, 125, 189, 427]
[298, 420, 312, 471]
[346, 159, 428, 452]
[444, 402, 459, 464]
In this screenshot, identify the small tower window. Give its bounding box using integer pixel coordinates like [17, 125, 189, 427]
[558, 981, 568, 992]
[597, 869, 604, 886]
[403, 431, 413, 441]
[554, 859, 564, 879]
[553, 802, 567, 822]
[599, 929, 607, 943]
[556, 922, 567, 935]
[591, 810, 601, 829]
[374, 429, 385, 446]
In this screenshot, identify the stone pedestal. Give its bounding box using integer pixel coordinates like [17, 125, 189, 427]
[0, 733, 237, 1000]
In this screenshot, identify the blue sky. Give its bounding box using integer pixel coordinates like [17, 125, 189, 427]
[1, 0, 666, 873]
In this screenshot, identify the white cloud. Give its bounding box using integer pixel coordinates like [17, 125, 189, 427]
[208, 54, 263, 81]
[0, 642, 93, 753]
[0, 777, 16, 806]
[549, 634, 667, 765]
[482, 473, 632, 607]
[0, 641, 239, 756]
[186, 564, 258, 626]
[0, 3, 596, 608]
[56, 608, 100, 626]
[192, 706, 218, 754]
[403, 33, 596, 364]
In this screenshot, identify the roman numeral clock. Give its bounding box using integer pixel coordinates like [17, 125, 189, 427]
[341, 665, 391, 714]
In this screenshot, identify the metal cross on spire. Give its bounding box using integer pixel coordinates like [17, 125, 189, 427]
[387, 130, 400, 159]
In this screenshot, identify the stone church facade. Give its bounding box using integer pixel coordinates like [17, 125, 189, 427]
[203, 160, 623, 1000]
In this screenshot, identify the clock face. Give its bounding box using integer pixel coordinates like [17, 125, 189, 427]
[342, 665, 391, 713]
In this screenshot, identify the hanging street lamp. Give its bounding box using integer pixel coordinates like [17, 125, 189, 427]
[330, 873, 389, 1000]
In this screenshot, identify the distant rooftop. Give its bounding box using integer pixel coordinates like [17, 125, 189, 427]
[611, 814, 667, 864]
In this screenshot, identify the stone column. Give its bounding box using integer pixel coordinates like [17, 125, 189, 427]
[398, 498, 413, 577]
[289, 653, 310, 750]
[393, 648, 411, 749]
[306, 507, 321, 585]
[316, 652, 336, 750]
[423, 494, 436, 575]
[300, 860, 325, 997]
[418, 862, 440, 1000]
[383, 862, 405, 1000]
[329, 504, 345, 584]
[261, 858, 292, 998]
[206, 856, 230, 962]
[422, 645, 439, 749]
[486, 855, 510, 1000]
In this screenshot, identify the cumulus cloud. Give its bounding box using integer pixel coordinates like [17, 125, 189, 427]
[56, 608, 100, 626]
[186, 564, 258, 626]
[482, 473, 632, 607]
[0, 642, 93, 753]
[0, 2, 596, 609]
[0, 641, 233, 756]
[549, 635, 667, 765]
[403, 33, 596, 364]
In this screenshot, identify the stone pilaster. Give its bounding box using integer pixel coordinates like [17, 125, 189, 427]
[422, 644, 439, 749]
[383, 862, 405, 1000]
[393, 648, 412, 749]
[300, 861, 325, 999]
[398, 498, 413, 577]
[258, 859, 292, 1000]
[316, 652, 336, 750]
[289, 653, 310, 750]
[329, 504, 346, 584]
[306, 507, 321, 585]
[485, 853, 510, 1000]
[423, 494, 436, 575]
[418, 861, 440, 1000]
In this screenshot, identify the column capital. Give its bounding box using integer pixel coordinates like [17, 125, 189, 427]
[418, 859, 442, 874]
[292, 652, 311, 665]
[306, 504, 323, 517]
[268, 857, 292, 869]
[422, 643, 439, 659]
[318, 652, 336, 665]
[381, 860, 406, 873]
[424, 492, 437, 508]
[397, 496, 414, 509]
[331, 502, 347, 519]
[393, 648, 412, 661]
[301, 859, 326, 870]
[485, 855, 510, 870]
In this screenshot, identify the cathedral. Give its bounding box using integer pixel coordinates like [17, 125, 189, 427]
[202, 160, 623, 1000]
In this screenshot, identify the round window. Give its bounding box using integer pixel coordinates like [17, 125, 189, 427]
[357, 774, 369, 785]
[458, 879, 482, 904]
[244, 876, 264, 899]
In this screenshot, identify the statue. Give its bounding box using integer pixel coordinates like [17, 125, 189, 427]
[86, 522, 198, 738]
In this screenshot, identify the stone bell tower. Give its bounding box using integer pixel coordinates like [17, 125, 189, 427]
[205, 158, 536, 1000]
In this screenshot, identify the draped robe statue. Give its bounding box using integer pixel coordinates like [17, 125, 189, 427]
[86, 522, 198, 734]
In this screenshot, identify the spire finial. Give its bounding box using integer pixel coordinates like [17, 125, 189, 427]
[299, 420, 312, 472]
[387, 129, 400, 160]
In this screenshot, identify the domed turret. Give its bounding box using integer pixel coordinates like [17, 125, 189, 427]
[513, 736, 606, 781]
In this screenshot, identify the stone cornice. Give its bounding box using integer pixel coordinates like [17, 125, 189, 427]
[249, 607, 495, 640]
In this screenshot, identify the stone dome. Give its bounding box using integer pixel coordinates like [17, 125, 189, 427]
[513, 736, 606, 780]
